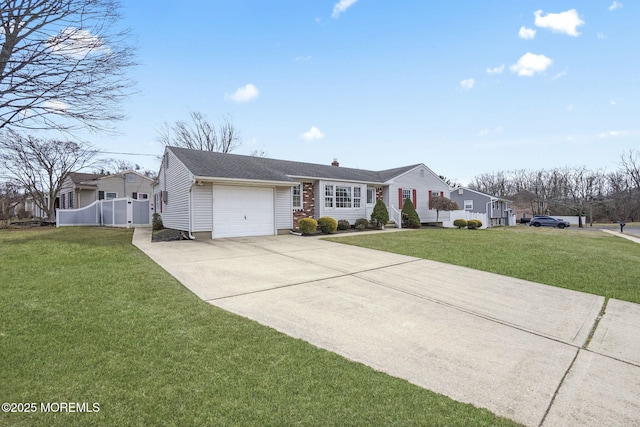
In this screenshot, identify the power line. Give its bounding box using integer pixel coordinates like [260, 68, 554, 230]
[96, 150, 159, 157]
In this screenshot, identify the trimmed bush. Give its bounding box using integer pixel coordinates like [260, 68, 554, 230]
[355, 218, 369, 231]
[317, 216, 338, 234]
[299, 218, 318, 235]
[337, 219, 351, 231]
[453, 219, 467, 229]
[467, 219, 482, 229]
[370, 199, 389, 228]
[152, 213, 164, 231]
[401, 198, 421, 228]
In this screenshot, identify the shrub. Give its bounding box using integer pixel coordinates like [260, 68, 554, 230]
[299, 218, 318, 235]
[453, 219, 467, 229]
[152, 213, 164, 231]
[467, 219, 482, 229]
[317, 216, 338, 234]
[337, 219, 351, 231]
[355, 218, 369, 231]
[370, 199, 389, 228]
[401, 198, 421, 228]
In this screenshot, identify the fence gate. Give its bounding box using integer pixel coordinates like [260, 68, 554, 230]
[57, 198, 152, 228]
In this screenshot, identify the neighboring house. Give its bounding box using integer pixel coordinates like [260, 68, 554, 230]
[155, 146, 451, 239]
[450, 187, 514, 227]
[59, 171, 155, 209]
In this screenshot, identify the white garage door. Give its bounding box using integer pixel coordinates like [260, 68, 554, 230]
[212, 186, 275, 238]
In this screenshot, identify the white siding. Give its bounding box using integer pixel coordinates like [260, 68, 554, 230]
[388, 165, 451, 223]
[192, 184, 213, 232]
[157, 149, 192, 232]
[275, 186, 292, 230]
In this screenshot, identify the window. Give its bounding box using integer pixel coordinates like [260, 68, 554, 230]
[402, 188, 411, 203]
[292, 184, 302, 209]
[353, 187, 361, 208]
[336, 186, 351, 208]
[325, 185, 333, 208]
[134, 193, 149, 200]
[127, 174, 136, 183]
[106, 192, 117, 200]
[326, 184, 363, 208]
[68, 191, 74, 208]
[367, 188, 375, 204]
[464, 200, 473, 210]
[61, 193, 66, 208]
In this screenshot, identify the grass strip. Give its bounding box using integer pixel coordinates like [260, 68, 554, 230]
[326, 227, 640, 304]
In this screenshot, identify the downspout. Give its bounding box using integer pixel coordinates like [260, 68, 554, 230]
[187, 184, 195, 239]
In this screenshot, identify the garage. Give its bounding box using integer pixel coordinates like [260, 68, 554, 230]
[212, 185, 275, 238]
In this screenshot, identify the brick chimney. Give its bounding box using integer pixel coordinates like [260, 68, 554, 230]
[331, 158, 339, 167]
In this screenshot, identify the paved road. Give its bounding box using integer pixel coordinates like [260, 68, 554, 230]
[134, 228, 640, 427]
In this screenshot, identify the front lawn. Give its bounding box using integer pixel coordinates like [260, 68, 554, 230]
[327, 227, 640, 304]
[0, 228, 518, 427]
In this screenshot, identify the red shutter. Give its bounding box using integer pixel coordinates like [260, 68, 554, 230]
[440, 191, 444, 197]
[428, 190, 432, 209]
[412, 189, 417, 208]
[398, 188, 403, 208]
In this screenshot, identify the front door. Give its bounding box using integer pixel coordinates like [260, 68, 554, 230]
[365, 187, 376, 220]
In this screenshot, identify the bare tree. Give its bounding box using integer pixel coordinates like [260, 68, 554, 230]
[0, 130, 98, 220]
[0, 180, 22, 225]
[158, 111, 241, 153]
[620, 149, 640, 190]
[429, 196, 459, 223]
[0, 0, 136, 133]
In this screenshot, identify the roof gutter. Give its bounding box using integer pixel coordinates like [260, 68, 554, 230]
[192, 176, 297, 187]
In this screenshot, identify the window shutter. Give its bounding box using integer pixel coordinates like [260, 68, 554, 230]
[428, 190, 432, 209]
[412, 189, 417, 208]
[98, 191, 104, 200]
[440, 191, 444, 197]
[132, 192, 138, 200]
[398, 188, 403, 208]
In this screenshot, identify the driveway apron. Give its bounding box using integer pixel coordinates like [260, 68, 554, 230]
[134, 228, 640, 427]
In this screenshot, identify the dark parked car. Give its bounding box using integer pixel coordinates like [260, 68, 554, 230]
[529, 216, 570, 229]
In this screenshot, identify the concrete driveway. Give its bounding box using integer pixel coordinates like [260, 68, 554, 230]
[133, 229, 640, 427]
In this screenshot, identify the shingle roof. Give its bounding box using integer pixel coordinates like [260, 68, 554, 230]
[68, 172, 103, 184]
[168, 146, 420, 184]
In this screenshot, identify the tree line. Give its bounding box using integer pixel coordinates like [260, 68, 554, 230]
[468, 150, 640, 223]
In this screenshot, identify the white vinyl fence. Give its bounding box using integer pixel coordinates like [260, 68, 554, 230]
[443, 210, 489, 229]
[57, 198, 152, 228]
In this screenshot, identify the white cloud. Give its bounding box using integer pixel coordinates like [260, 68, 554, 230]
[518, 26, 536, 40]
[610, 100, 617, 106]
[477, 126, 503, 137]
[48, 27, 110, 58]
[300, 126, 324, 142]
[460, 78, 475, 90]
[609, 1, 623, 11]
[42, 100, 70, 113]
[486, 65, 504, 75]
[226, 84, 259, 103]
[510, 52, 553, 77]
[597, 32, 606, 39]
[599, 130, 627, 138]
[534, 9, 585, 37]
[295, 55, 312, 62]
[332, 0, 358, 18]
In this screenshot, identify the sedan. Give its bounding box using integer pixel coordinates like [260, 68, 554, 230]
[529, 216, 571, 229]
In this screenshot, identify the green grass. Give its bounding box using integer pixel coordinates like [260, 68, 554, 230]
[0, 227, 519, 427]
[327, 226, 640, 304]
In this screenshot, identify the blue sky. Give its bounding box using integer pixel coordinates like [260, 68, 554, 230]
[95, 0, 638, 185]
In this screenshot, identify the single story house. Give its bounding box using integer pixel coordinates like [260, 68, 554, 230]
[155, 146, 451, 239]
[59, 171, 155, 209]
[450, 186, 514, 227]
